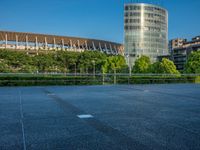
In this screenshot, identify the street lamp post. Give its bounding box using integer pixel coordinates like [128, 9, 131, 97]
[92, 60, 96, 79]
[127, 54, 132, 77]
[126, 54, 132, 84]
[74, 63, 77, 77]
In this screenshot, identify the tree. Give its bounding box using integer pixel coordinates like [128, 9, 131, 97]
[132, 55, 151, 73]
[0, 50, 33, 72]
[151, 58, 179, 75]
[77, 51, 107, 74]
[0, 61, 10, 73]
[67, 52, 79, 74]
[150, 62, 161, 74]
[101, 59, 109, 74]
[102, 55, 127, 84]
[56, 51, 79, 73]
[104, 56, 127, 73]
[185, 50, 200, 73]
[33, 53, 55, 72]
[0, 48, 126, 74]
[159, 58, 180, 74]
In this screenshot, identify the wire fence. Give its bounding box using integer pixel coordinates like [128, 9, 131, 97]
[0, 73, 199, 86]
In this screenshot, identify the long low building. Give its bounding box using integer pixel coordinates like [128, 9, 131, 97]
[0, 31, 124, 55]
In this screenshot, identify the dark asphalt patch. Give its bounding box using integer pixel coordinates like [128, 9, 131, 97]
[43, 88, 150, 150]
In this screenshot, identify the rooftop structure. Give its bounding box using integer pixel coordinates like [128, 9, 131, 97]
[0, 31, 124, 55]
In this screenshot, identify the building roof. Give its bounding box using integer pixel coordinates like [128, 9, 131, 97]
[0, 31, 124, 53]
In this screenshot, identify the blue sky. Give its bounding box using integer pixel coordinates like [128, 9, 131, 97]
[0, 0, 200, 43]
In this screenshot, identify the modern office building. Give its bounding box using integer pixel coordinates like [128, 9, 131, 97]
[124, 3, 168, 68]
[170, 36, 200, 70]
[0, 31, 124, 55]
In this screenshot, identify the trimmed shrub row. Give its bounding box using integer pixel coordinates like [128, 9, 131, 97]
[0, 75, 199, 86]
[117, 76, 197, 84]
[0, 76, 102, 86]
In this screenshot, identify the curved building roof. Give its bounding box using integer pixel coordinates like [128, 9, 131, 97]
[0, 31, 124, 54]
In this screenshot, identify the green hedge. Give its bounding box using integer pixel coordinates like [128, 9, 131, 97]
[0, 76, 102, 86]
[0, 75, 198, 86]
[117, 76, 196, 84]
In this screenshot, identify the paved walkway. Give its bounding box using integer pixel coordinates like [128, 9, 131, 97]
[0, 84, 200, 150]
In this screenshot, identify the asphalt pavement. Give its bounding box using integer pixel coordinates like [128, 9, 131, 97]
[0, 84, 200, 150]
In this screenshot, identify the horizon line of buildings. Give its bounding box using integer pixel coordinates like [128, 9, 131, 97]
[0, 29, 199, 71]
[0, 2, 199, 72]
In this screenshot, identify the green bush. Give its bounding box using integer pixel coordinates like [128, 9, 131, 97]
[117, 76, 195, 84]
[195, 76, 200, 83]
[0, 74, 198, 86]
[0, 75, 102, 86]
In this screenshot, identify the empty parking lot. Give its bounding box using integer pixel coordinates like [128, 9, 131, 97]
[0, 84, 200, 150]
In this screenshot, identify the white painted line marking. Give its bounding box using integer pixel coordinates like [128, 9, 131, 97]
[77, 114, 94, 119]
[19, 90, 26, 150]
[20, 119, 26, 150]
[47, 93, 55, 96]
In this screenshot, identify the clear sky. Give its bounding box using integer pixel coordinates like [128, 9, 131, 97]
[0, 0, 200, 43]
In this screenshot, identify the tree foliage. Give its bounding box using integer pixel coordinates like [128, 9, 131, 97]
[132, 55, 179, 74]
[0, 49, 127, 74]
[158, 58, 180, 74]
[103, 55, 126, 73]
[132, 55, 151, 73]
[0, 49, 183, 75]
[185, 50, 200, 74]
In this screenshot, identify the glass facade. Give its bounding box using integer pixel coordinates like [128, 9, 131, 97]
[124, 3, 168, 67]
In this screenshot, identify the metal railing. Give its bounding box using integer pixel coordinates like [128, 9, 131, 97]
[0, 73, 199, 86]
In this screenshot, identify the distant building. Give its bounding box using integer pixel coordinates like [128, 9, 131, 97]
[0, 31, 124, 55]
[124, 3, 168, 68]
[169, 38, 186, 54]
[170, 36, 200, 70]
[157, 54, 171, 62]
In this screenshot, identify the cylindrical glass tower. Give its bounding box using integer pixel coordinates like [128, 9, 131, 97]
[124, 3, 168, 67]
